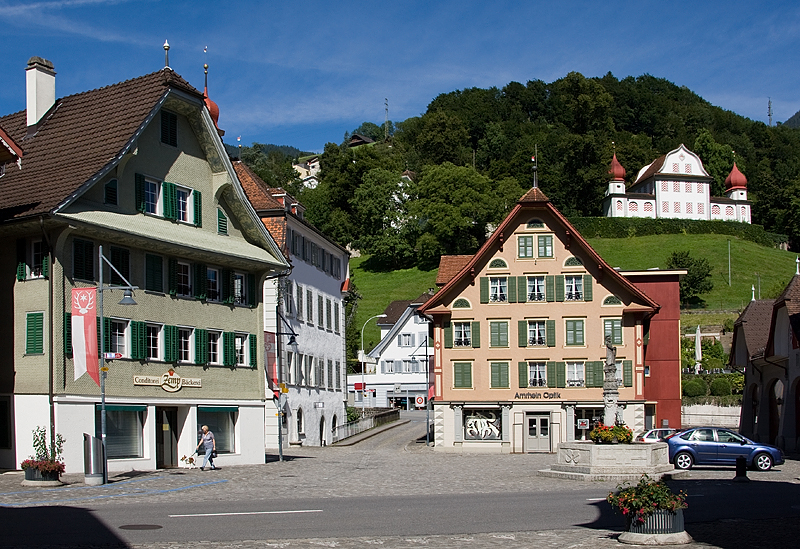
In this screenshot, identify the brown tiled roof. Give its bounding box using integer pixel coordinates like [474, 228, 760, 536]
[632, 155, 665, 186]
[766, 275, 800, 357]
[380, 299, 413, 326]
[233, 161, 284, 211]
[734, 300, 774, 357]
[0, 69, 202, 223]
[519, 186, 549, 203]
[436, 255, 473, 286]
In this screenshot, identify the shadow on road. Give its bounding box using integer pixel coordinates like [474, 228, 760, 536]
[265, 452, 317, 463]
[0, 505, 131, 547]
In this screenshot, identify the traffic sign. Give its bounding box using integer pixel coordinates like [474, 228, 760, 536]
[104, 352, 122, 359]
[415, 395, 426, 406]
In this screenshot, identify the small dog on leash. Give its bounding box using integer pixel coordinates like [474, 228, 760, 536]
[180, 453, 199, 469]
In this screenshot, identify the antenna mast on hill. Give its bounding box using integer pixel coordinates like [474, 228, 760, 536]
[384, 98, 389, 141]
[768, 98, 773, 127]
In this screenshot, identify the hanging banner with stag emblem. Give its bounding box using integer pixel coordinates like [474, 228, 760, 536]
[72, 288, 99, 386]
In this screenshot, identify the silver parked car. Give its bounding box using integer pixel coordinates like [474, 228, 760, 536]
[635, 428, 677, 443]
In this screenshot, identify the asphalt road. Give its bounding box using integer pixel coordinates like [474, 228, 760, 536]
[2, 411, 800, 549]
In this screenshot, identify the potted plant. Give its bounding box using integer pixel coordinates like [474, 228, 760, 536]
[607, 475, 689, 538]
[589, 422, 634, 444]
[21, 426, 66, 482]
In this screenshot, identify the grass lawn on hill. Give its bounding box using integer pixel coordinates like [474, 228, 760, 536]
[350, 234, 797, 349]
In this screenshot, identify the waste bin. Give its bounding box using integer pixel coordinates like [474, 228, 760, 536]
[83, 433, 105, 485]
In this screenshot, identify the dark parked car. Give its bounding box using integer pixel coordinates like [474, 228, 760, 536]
[667, 427, 785, 471]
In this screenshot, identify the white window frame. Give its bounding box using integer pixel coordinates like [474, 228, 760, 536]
[489, 277, 507, 302]
[527, 320, 546, 346]
[454, 321, 471, 347]
[144, 179, 160, 215]
[175, 185, 192, 223]
[234, 333, 248, 367]
[177, 327, 193, 363]
[528, 361, 546, 387]
[146, 323, 162, 361]
[30, 239, 46, 279]
[233, 272, 246, 305]
[566, 361, 585, 387]
[399, 333, 413, 347]
[206, 268, 220, 302]
[296, 284, 304, 321]
[110, 319, 129, 358]
[518, 235, 534, 258]
[565, 275, 583, 301]
[527, 276, 545, 301]
[208, 330, 221, 365]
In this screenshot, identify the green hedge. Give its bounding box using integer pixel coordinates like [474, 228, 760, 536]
[568, 217, 786, 248]
[683, 378, 707, 397]
[710, 377, 732, 396]
[682, 395, 743, 407]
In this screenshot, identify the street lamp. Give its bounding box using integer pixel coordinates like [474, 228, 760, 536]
[275, 306, 299, 462]
[98, 245, 138, 484]
[360, 313, 387, 412]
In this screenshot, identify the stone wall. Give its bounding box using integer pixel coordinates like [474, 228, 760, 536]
[681, 404, 741, 428]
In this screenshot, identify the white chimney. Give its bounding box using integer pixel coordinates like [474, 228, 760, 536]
[26, 56, 56, 127]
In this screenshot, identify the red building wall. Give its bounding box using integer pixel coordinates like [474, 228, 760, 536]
[625, 272, 683, 429]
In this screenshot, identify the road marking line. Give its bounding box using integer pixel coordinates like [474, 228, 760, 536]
[586, 498, 607, 501]
[169, 509, 323, 518]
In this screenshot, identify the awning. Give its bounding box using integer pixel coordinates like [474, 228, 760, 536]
[95, 404, 147, 412]
[198, 406, 239, 413]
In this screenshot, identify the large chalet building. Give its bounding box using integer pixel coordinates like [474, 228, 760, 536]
[0, 57, 288, 473]
[419, 186, 683, 453]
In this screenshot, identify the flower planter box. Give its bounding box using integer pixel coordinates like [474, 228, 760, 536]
[628, 509, 685, 534]
[24, 468, 61, 482]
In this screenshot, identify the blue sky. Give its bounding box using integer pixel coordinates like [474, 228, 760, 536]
[1, 1, 799, 154]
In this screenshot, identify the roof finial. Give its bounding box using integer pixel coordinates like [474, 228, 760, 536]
[163, 40, 170, 68]
[612, 141, 616, 153]
[751, 284, 755, 301]
[796, 256, 799, 276]
[531, 144, 538, 188]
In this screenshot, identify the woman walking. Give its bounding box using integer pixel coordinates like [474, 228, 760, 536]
[197, 425, 216, 470]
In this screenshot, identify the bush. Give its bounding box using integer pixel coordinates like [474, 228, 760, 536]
[710, 377, 732, 396]
[607, 475, 688, 526]
[683, 377, 707, 397]
[346, 406, 361, 423]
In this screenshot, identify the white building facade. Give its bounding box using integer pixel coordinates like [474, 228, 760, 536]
[602, 144, 751, 224]
[347, 295, 433, 409]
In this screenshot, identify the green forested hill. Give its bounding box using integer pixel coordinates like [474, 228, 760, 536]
[352, 234, 796, 354]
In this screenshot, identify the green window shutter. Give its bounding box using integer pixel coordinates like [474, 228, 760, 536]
[99, 317, 111, 353]
[443, 320, 453, 348]
[471, 321, 481, 348]
[583, 274, 593, 301]
[16, 262, 26, 281]
[223, 332, 235, 366]
[518, 320, 528, 347]
[491, 362, 500, 388]
[194, 264, 207, 299]
[517, 276, 527, 303]
[623, 360, 633, 387]
[643, 330, 650, 345]
[555, 275, 565, 302]
[479, 277, 489, 304]
[585, 361, 596, 387]
[596, 361, 606, 388]
[73, 239, 94, 280]
[247, 273, 257, 307]
[249, 334, 258, 368]
[545, 275, 555, 302]
[556, 361, 566, 388]
[109, 247, 129, 285]
[507, 277, 517, 303]
[518, 361, 528, 388]
[194, 328, 207, 365]
[546, 361, 556, 388]
[546, 319, 556, 347]
[164, 325, 178, 363]
[167, 257, 177, 295]
[500, 362, 509, 388]
[217, 209, 228, 235]
[614, 320, 622, 345]
[130, 321, 145, 360]
[41, 256, 49, 278]
[145, 254, 163, 292]
[163, 182, 177, 220]
[134, 173, 146, 213]
[26, 312, 44, 354]
[193, 190, 202, 227]
[63, 312, 72, 357]
[454, 362, 471, 388]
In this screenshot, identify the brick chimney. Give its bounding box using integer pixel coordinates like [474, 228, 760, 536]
[26, 56, 56, 127]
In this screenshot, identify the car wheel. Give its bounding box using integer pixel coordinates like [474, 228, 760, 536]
[674, 452, 693, 470]
[754, 453, 773, 471]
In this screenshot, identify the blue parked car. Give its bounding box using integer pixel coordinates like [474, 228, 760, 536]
[667, 427, 785, 471]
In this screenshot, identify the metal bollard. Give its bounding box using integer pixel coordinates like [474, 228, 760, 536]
[733, 456, 749, 482]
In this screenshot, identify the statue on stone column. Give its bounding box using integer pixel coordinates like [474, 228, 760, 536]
[603, 335, 619, 426]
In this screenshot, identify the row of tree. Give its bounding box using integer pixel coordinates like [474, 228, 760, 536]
[239, 71, 800, 270]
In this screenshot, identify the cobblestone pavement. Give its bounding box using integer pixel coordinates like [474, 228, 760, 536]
[2, 414, 800, 548]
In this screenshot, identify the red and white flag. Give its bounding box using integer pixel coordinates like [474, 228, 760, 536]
[72, 288, 99, 386]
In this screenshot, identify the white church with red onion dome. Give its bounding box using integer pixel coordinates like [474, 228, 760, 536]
[602, 144, 751, 223]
